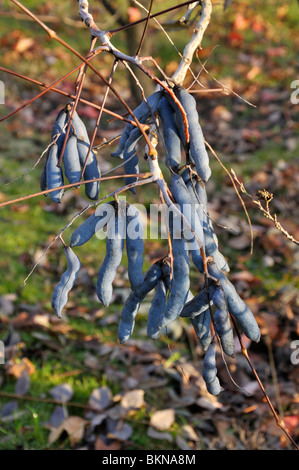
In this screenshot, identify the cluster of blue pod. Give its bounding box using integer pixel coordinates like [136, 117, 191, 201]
[41, 103, 101, 202]
[49, 88, 260, 396]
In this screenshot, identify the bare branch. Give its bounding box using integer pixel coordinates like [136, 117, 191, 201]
[171, 0, 212, 86]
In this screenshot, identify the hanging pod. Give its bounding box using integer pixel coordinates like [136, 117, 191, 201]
[111, 90, 162, 159]
[63, 133, 82, 187]
[118, 260, 164, 344]
[46, 142, 64, 203]
[202, 341, 222, 396]
[208, 261, 260, 343]
[123, 127, 143, 194]
[125, 203, 144, 290]
[191, 309, 212, 352]
[70, 202, 115, 247]
[96, 203, 126, 307]
[51, 246, 81, 318]
[165, 86, 211, 182]
[71, 110, 101, 201]
[157, 96, 182, 172]
[212, 286, 235, 358]
[158, 215, 190, 330]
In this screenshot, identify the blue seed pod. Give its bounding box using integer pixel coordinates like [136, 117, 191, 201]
[208, 261, 260, 343]
[212, 286, 235, 357]
[111, 91, 162, 159]
[169, 172, 204, 248]
[147, 278, 168, 339]
[70, 202, 115, 247]
[123, 127, 143, 194]
[63, 134, 82, 187]
[157, 96, 182, 171]
[70, 110, 89, 142]
[51, 108, 68, 152]
[191, 309, 212, 352]
[51, 246, 81, 318]
[70, 110, 100, 200]
[180, 284, 216, 319]
[196, 178, 229, 272]
[202, 341, 222, 396]
[96, 205, 125, 307]
[126, 204, 144, 290]
[118, 261, 163, 344]
[173, 86, 211, 182]
[77, 138, 101, 201]
[184, 174, 229, 272]
[159, 228, 190, 329]
[46, 143, 64, 203]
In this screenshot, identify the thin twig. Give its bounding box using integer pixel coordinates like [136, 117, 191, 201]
[0, 173, 153, 209]
[80, 59, 119, 179]
[57, 36, 98, 168]
[136, 0, 154, 57]
[0, 390, 104, 413]
[0, 66, 140, 126]
[108, 1, 203, 34]
[205, 140, 254, 255]
[230, 315, 299, 450]
[197, 57, 257, 108]
[231, 169, 299, 246]
[10, 0, 156, 155]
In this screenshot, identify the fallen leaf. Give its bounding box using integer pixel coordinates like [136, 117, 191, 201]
[150, 409, 175, 431]
[228, 235, 251, 250]
[49, 383, 73, 403]
[108, 422, 133, 441]
[48, 416, 88, 446]
[6, 357, 35, 378]
[1, 400, 18, 418]
[128, 7, 141, 23]
[90, 413, 107, 431]
[88, 387, 112, 411]
[15, 37, 35, 53]
[48, 406, 68, 428]
[175, 435, 192, 450]
[283, 415, 299, 435]
[0, 294, 16, 316]
[32, 314, 50, 328]
[120, 389, 145, 415]
[147, 427, 173, 443]
[182, 424, 199, 442]
[94, 437, 121, 451]
[15, 370, 30, 396]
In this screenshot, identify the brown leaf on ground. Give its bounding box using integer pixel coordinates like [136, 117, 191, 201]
[150, 409, 175, 431]
[48, 416, 88, 446]
[94, 437, 121, 451]
[120, 389, 145, 415]
[5, 357, 35, 378]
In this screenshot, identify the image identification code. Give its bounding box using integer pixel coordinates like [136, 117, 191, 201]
[102, 455, 196, 466]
